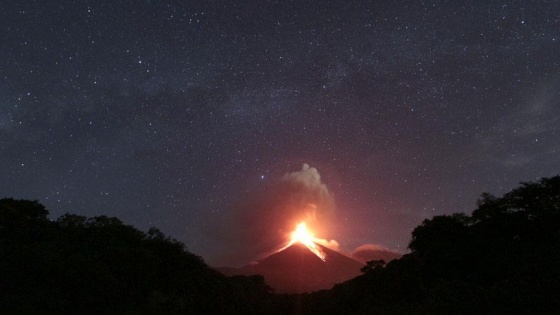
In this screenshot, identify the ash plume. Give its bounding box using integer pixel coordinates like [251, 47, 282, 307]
[216, 164, 338, 266]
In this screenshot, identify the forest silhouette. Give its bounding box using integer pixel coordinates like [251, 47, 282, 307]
[1, 176, 559, 314]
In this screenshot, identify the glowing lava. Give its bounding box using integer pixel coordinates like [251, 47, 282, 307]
[285, 222, 326, 261]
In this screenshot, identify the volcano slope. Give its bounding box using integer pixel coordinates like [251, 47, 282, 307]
[227, 243, 364, 293]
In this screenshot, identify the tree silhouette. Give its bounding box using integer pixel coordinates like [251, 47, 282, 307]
[360, 259, 385, 274]
[0, 198, 276, 314]
[0, 198, 48, 222]
[281, 176, 560, 314]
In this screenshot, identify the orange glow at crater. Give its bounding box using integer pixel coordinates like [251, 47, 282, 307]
[285, 222, 326, 261]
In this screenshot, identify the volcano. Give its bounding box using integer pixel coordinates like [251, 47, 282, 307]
[221, 243, 364, 293]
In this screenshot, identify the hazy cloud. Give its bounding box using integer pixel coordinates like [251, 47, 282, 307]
[351, 243, 402, 264]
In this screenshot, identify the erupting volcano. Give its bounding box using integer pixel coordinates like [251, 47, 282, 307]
[281, 222, 326, 261]
[220, 221, 365, 293]
[216, 165, 375, 293]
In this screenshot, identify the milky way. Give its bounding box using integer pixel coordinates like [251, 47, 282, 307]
[1, 0, 559, 265]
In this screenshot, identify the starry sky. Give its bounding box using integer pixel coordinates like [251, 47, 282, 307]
[1, 0, 559, 266]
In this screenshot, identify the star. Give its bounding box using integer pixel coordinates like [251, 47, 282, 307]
[0, 0, 558, 266]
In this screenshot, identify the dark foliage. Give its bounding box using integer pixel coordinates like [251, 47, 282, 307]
[277, 176, 560, 314]
[0, 198, 274, 314]
[2, 176, 559, 314]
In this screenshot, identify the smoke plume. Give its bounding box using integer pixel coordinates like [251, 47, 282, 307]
[219, 164, 338, 266]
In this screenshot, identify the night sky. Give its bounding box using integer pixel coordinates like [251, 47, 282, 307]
[2, 0, 559, 266]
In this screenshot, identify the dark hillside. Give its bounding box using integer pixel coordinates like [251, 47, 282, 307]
[278, 176, 560, 314]
[0, 198, 273, 314]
